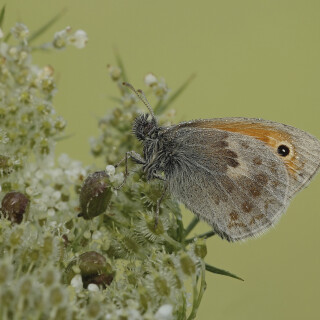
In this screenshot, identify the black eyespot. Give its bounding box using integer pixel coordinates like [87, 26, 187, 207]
[277, 145, 290, 157]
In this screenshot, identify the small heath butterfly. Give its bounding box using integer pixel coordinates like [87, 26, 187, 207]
[122, 83, 320, 241]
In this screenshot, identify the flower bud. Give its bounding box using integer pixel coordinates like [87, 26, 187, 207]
[144, 73, 158, 87]
[79, 171, 112, 219]
[1, 191, 29, 224]
[107, 64, 122, 81]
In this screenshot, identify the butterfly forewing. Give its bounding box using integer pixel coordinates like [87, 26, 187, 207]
[176, 118, 320, 198]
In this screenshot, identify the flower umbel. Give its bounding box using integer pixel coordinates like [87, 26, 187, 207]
[0, 9, 240, 320]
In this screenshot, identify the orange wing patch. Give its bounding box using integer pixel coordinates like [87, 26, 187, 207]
[183, 120, 299, 177]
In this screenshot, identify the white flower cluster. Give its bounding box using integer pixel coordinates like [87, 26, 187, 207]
[105, 164, 124, 185]
[53, 27, 88, 49]
[14, 154, 87, 220]
[144, 73, 169, 99]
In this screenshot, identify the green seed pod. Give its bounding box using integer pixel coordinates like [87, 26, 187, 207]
[79, 171, 112, 219]
[107, 64, 122, 81]
[1, 191, 29, 224]
[64, 251, 114, 289]
[154, 275, 170, 296]
[180, 253, 196, 276]
[78, 251, 107, 276]
[194, 239, 207, 259]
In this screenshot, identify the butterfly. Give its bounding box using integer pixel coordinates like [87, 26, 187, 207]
[122, 83, 320, 241]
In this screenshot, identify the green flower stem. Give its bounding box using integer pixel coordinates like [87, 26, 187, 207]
[185, 230, 216, 244]
[187, 262, 206, 320]
[162, 233, 183, 250]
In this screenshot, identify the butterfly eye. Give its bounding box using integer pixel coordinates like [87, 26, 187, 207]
[277, 144, 290, 157]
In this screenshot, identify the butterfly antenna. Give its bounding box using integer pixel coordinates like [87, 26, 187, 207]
[123, 82, 156, 121]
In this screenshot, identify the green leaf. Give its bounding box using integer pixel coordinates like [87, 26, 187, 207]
[205, 263, 244, 281]
[54, 133, 74, 142]
[28, 8, 67, 44]
[183, 217, 199, 238]
[0, 5, 5, 28]
[114, 48, 129, 83]
[154, 73, 196, 115]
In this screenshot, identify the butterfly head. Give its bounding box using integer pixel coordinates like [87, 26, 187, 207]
[133, 113, 158, 141]
[123, 82, 159, 141]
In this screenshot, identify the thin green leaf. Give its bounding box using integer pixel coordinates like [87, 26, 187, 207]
[0, 5, 6, 28]
[205, 263, 244, 281]
[54, 133, 74, 142]
[184, 217, 199, 238]
[114, 48, 128, 83]
[28, 8, 67, 44]
[154, 73, 196, 115]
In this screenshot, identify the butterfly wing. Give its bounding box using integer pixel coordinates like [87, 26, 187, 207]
[163, 118, 320, 241]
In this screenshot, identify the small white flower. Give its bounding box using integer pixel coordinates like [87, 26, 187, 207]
[145, 73, 158, 87]
[35, 201, 47, 212]
[35, 170, 44, 180]
[155, 304, 173, 320]
[68, 30, 88, 49]
[47, 208, 55, 217]
[87, 283, 99, 292]
[105, 165, 115, 177]
[65, 169, 79, 183]
[55, 202, 68, 212]
[26, 186, 37, 196]
[49, 221, 57, 228]
[126, 309, 142, 320]
[83, 230, 91, 239]
[11, 23, 29, 40]
[8, 47, 18, 58]
[112, 172, 124, 184]
[71, 274, 83, 292]
[92, 231, 102, 240]
[51, 168, 63, 179]
[53, 26, 71, 49]
[58, 153, 70, 168]
[52, 190, 61, 202]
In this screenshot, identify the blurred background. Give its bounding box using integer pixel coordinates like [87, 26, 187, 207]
[5, 1, 320, 319]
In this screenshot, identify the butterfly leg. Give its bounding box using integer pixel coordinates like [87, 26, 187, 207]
[114, 151, 145, 190]
[154, 182, 169, 228]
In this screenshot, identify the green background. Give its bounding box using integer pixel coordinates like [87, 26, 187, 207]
[4, 1, 320, 319]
